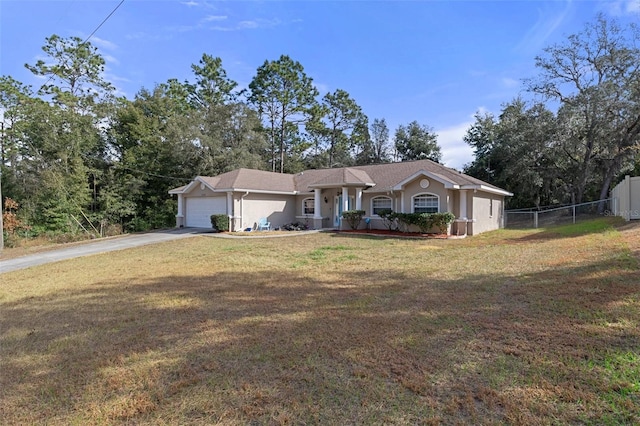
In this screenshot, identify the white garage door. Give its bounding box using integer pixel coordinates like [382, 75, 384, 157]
[185, 196, 227, 228]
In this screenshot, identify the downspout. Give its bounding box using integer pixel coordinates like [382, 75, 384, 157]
[240, 191, 249, 230]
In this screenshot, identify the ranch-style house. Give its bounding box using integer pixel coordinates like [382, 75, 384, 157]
[169, 159, 513, 236]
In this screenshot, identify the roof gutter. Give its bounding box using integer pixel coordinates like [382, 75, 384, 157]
[214, 188, 298, 195]
[460, 184, 513, 197]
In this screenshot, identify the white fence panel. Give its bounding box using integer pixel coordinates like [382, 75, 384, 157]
[611, 176, 640, 220]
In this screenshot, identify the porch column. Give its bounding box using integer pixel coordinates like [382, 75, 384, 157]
[459, 190, 468, 219]
[355, 187, 363, 210]
[342, 186, 349, 212]
[400, 191, 405, 213]
[226, 192, 233, 216]
[455, 189, 469, 237]
[177, 194, 184, 216]
[176, 193, 184, 227]
[313, 188, 322, 219]
[226, 192, 233, 231]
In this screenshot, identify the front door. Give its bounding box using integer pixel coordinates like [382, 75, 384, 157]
[334, 195, 354, 227]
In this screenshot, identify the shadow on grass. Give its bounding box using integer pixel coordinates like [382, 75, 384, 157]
[1, 258, 639, 424]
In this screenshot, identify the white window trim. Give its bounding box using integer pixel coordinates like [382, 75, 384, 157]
[411, 193, 440, 214]
[371, 196, 392, 216]
[302, 197, 315, 215]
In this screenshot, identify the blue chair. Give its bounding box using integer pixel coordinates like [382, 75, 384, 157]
[257, 217, 271, 231]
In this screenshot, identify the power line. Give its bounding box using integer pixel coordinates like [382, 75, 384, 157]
[82, 0, 125, 46]
[113, 165, 193, 182]
[38, 0, 126, 92]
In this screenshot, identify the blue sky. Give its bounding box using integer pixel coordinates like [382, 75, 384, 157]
[1, 0, 639, 169]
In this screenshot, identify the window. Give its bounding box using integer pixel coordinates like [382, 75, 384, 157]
[303, 198, 314, 215]
[413, 194, 439, 213]
[372, 196, 392, 215]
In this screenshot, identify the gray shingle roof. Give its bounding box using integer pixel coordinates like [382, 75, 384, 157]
[171, 160, 510, 196]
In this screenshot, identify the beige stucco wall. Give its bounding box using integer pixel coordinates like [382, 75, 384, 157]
[469, 192, 504, 235]
[186, 185, 219, 198]
[293, 193, 322, 228]
[362, 179, 452, 231]
[240, 193, 296, 230]
[295, 189, 344, 229]
[400, 179, 452, 213]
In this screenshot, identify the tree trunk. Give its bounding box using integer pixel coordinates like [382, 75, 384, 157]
[329, 129, 335, 168]
[279, 105, 286, 173]
[270, 119, 276, 172]
[598, 171, 614, 213]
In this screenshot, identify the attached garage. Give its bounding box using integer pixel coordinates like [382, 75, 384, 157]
[171, 164, 513, 235]
[185, 196, 226, 228]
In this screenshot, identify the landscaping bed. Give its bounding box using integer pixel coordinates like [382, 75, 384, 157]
[337, 229, 450, 239]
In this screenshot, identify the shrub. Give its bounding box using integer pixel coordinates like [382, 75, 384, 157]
[395, 212, 456, 234]
[395, 212, 419, 232]
[377, 209, 397, 231]
[210, 214, 229, 232]
[415, 213, 434, 233]
[342, 210, 365, 230]
[431, 212, 455, 234]
[126, 217, 151, 232]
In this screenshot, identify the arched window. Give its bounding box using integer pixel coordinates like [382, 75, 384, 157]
[412, 193, 439, 213]
[371, 196, 392, 215]
[303, 198, 315, 215]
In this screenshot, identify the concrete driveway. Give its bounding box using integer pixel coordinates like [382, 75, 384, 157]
[0, 228, 206, 274]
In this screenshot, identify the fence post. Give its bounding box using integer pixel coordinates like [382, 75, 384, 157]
[534, 211, 538, 229]
[573, 205, 576, 224]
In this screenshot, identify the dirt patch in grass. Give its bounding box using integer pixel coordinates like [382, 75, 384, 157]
[1, 220, 639, 424]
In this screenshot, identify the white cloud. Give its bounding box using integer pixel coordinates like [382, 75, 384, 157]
[515, 1, 573, 53]
[125, 31, 170, 41]
[181, 1, 199, 7]
[211, 18, 281, 32]
[242, 18, 281, 29]
[104, 72, 131, 84]
[314, 82, 330, 94]
[89, 36, 118, 51]
[204, 15, 227, 22]
[435, 113, 485, 170]
[628, 0, 640, 13]
[604, 0, 640, 15]
[502, 77, 520, 89]
[209, 25, 235, 32]
[238, 20, 259, 29]
[103, 54, 120, 66]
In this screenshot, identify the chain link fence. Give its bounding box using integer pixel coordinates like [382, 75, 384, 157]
[505, 199, 613, 229]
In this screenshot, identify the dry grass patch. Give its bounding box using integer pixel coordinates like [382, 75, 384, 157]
[1, 218, 639, 424]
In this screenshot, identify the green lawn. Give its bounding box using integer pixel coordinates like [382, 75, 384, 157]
[1, 218, 639, 424]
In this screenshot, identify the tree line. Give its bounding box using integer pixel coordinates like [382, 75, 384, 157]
[464, 16, 640, 209]
[0, 37, 441, 236]
[2, 14, 639, 239]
